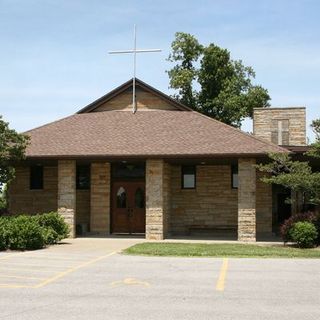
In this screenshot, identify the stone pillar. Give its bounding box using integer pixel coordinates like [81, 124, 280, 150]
[90, 162, 110, 234]
[146, 159, 169, 240]
[58, 160, 76, 238]
[256, 170, 272, 236]
[238, 158, 256, 242]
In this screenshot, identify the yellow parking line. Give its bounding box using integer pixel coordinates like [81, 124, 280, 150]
[0, 266, 57, 273]
[0, 284, 32, 289]
[0, 252, 28, 260]
[33, 251, 116, 289]
[0, 274, 46, 280]
[1, 262, 74, 269]
[25, 256, 89, 262]
[216, 258, 228, 291]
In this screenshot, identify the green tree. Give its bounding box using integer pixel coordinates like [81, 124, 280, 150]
[0, 116, 29, 188]
[257, 153, 320, 206]
[307, 119, 320, 158]
[167, 32, 270, 127]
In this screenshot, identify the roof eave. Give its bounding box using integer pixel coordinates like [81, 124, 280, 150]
[25, 151, 289, 161]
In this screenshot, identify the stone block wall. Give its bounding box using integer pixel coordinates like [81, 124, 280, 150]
[76, 190, 90, 230]
[8, 159, 273, 240]
[256, 170, 272, 235]
[90, 162, 110, 234]
[8, 166, 58, 214]
[238, 158, 256, 242]
[145, 159, 170, 240]
[170, 165, 238, 235]
[253, 107, 306, 146]
[163, 162, 171, 236]
[58, 160, 76, 238]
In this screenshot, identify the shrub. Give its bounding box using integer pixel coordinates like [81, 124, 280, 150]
[0, 217, 10, 250]
[35, 212, 69, 243]
[0, 212, 69, 251]
[290, 221, 318, 248]
[280, 212, 319, 243]
[8, 215, 46, 250]
[42, 227, 59, 245]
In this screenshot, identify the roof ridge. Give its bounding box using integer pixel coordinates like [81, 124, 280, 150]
[189, 110, 289, 153]
[76, 78, 193, 114]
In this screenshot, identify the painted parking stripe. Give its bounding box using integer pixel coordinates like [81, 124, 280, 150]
[33, 251, 117, 288]
[216, 258, 228, 291]
[19, 255, 91, 262]
[0, 284, 33, 289]
[0, 252, 29, 260]
[0, 252, 117, 289]
[1, 262, 76, 269]
[0, 266, 60, 273]
[0, 274, 46, 280]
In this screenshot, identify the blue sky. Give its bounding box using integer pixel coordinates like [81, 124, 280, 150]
[0, 0, 319, 141]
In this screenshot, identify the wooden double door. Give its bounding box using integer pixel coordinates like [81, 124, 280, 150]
[111, 181, 145, 234]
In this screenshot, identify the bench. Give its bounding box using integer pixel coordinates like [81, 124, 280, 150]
[188, 224, 237, 236]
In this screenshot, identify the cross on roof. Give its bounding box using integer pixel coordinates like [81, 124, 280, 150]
[108, 25, 161, 113]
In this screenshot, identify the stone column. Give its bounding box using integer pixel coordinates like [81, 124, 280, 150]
[256, 170, 272, 236]
[146, 159, 170, 240]
[238, 158, 256, 242]
[90, 162, 110, 234]
[58, 160, 76, 238]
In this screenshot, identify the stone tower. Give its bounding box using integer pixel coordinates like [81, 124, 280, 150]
[253, 107, 306, 146]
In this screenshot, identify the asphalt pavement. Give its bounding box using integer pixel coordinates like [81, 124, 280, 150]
[0, 238, 319, 320]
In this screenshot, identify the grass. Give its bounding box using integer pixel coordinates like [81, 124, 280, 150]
[123, 242, 320, 258]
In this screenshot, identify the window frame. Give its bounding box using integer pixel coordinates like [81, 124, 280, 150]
[30, 165, 44, 190]
[76, 165, 91, 190]
[181, 165, 196, 189]
[231, 164, 238, 189]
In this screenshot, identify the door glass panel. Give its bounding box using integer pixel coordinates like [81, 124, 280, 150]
[135, 188, 144, 208]
[117, 187, 127, 208]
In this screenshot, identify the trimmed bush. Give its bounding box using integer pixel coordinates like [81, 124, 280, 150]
[35, 212, 69, 243]
[8, 215, 46, 250]
[42, 227, 59, 245]
[280, 212, 319, 243]
[290, 221, 318, 248]
[0, 217, 10, 250]
[0, 212, 69, 251]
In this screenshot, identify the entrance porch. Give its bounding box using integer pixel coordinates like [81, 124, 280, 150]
[8, 158, 273, 241]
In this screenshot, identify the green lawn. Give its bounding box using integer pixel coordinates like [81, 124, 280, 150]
[123, 242, 320, 258]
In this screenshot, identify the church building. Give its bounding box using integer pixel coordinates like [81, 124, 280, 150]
[8, 78, 309, 241]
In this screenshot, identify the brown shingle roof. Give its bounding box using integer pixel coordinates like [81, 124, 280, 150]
[25, 109, 287, 159]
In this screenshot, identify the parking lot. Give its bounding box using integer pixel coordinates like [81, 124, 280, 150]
[0, 238, 320, 320]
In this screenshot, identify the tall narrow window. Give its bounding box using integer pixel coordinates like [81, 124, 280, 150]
[117, 187, 127, 208]
[271, 119, 289, 145]
[135, 187, 144, 208]
[231, 165, 238, 189]
[181, 165, 196, 189]
[76, 165, 90, 190]
[30, 165, 43, 190]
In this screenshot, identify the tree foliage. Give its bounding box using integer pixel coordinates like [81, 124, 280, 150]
[257, 153, 320, 205]
[0, 116, 29, 187]
[307, 119, 320, 158]
[167, 32, 270, 127]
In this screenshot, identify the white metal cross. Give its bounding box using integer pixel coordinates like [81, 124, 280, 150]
[108, 25, 161, 113]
